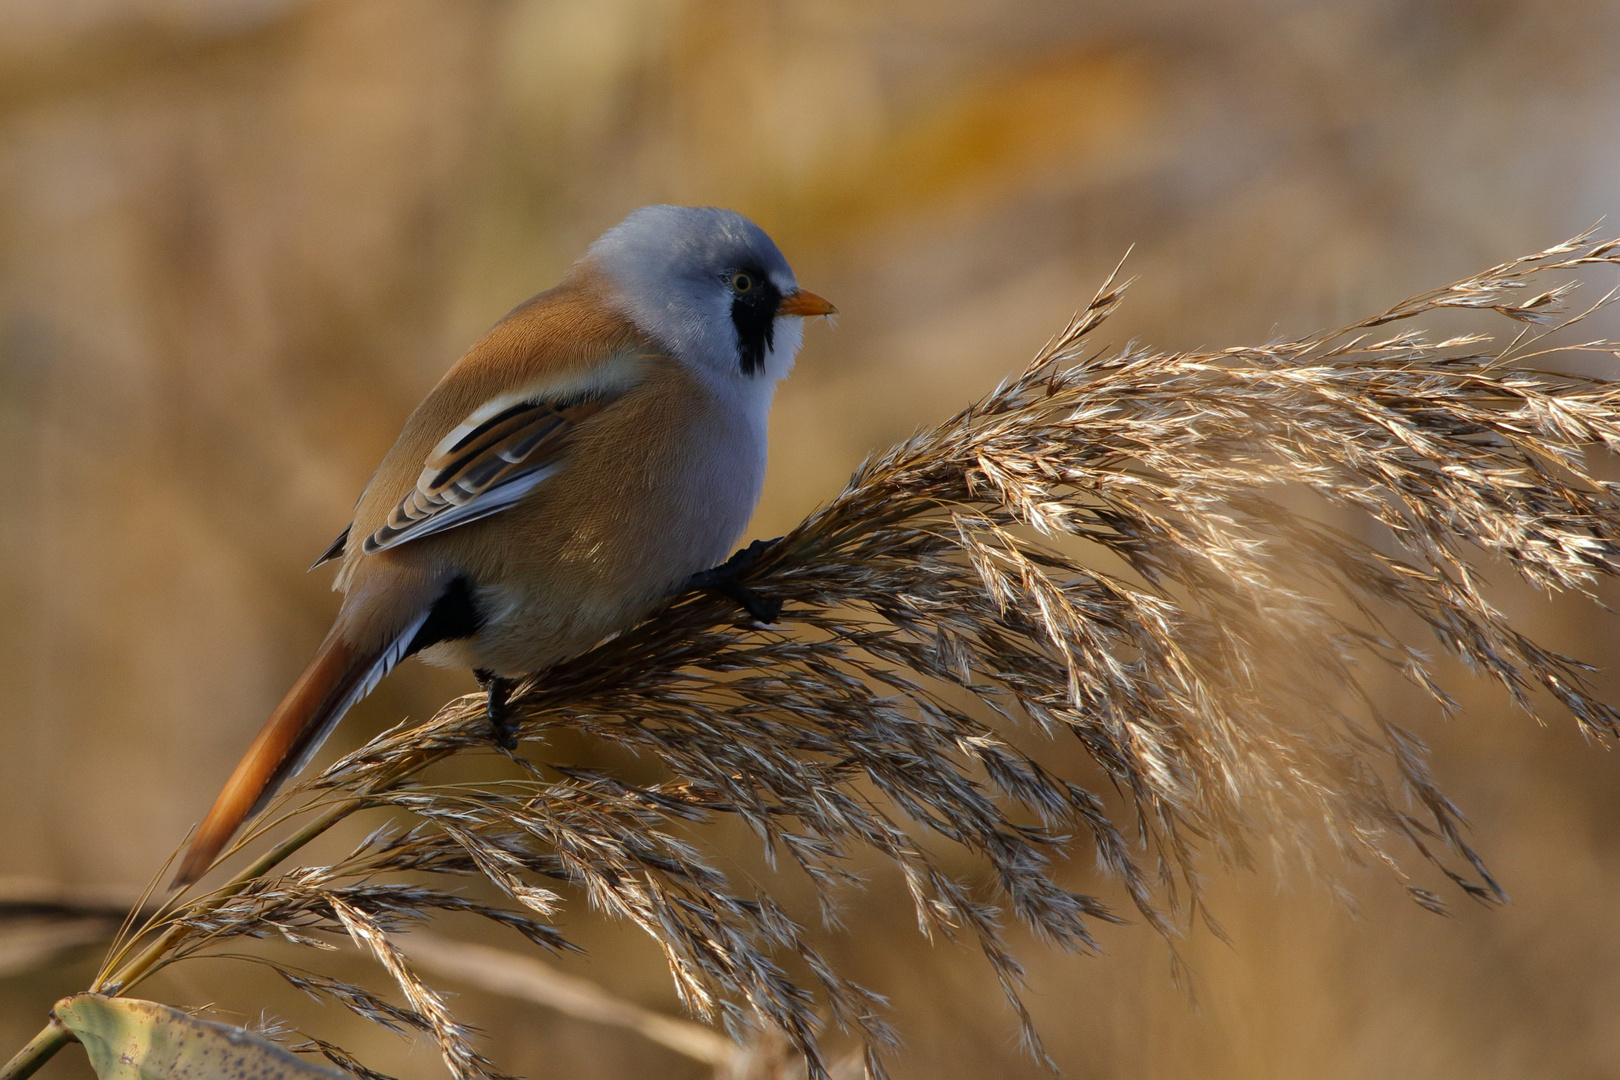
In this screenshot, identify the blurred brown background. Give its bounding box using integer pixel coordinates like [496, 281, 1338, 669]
[5, 0, 1620, 1077]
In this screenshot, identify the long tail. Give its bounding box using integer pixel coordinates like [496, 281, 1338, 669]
[172, 611, 428, 888]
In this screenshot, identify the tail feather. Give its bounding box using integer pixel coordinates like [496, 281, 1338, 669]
[171, 610, 429, 889]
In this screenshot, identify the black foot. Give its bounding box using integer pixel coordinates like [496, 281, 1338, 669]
[474, 668, 520, 750]
[683, 537, 784, 623]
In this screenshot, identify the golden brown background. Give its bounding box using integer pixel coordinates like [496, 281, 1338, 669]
[4, 1, 1620, 1077]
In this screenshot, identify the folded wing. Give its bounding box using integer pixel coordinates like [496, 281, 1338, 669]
[363, 393, 618, 555]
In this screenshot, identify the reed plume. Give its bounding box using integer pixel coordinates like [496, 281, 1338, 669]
[11, 233, 1620, 1080]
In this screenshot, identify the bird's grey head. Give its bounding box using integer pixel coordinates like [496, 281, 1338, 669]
[585, 205, 824, 385]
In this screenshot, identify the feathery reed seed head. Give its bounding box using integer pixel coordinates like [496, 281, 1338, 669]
[100, 234, 1620, 1080]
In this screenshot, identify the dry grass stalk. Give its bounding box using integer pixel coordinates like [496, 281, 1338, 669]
[399, 933, 738, 1067]
[0, 880, 155, 982]
[12, 234, 1620, 1080]
[0, 885, 844, 1079]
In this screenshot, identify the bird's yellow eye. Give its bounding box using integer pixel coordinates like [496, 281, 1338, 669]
[729, 271, 755, 294]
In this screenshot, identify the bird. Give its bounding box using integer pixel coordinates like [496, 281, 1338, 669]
[172, 205, 835, 887]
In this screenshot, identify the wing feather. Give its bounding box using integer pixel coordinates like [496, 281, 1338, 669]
[361, 394, 615, 554]
[310, 523, 351, 569]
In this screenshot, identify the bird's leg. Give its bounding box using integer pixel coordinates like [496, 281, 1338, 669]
[683, 537, 784, 623]
[474, 668, 520, 750]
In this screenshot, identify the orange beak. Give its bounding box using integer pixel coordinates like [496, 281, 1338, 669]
[777, 289, 837, 318]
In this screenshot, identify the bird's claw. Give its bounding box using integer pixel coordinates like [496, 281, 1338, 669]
[474, 668, 520, 750]
[684, 537, 784, 623]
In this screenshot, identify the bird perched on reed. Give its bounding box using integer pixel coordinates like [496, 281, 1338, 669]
[172, 205, 835, 887]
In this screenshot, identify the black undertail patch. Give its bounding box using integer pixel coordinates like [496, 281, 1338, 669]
[405, 576, 484, 658]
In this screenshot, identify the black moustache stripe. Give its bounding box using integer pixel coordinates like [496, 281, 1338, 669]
[731, 274, 781, 375]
